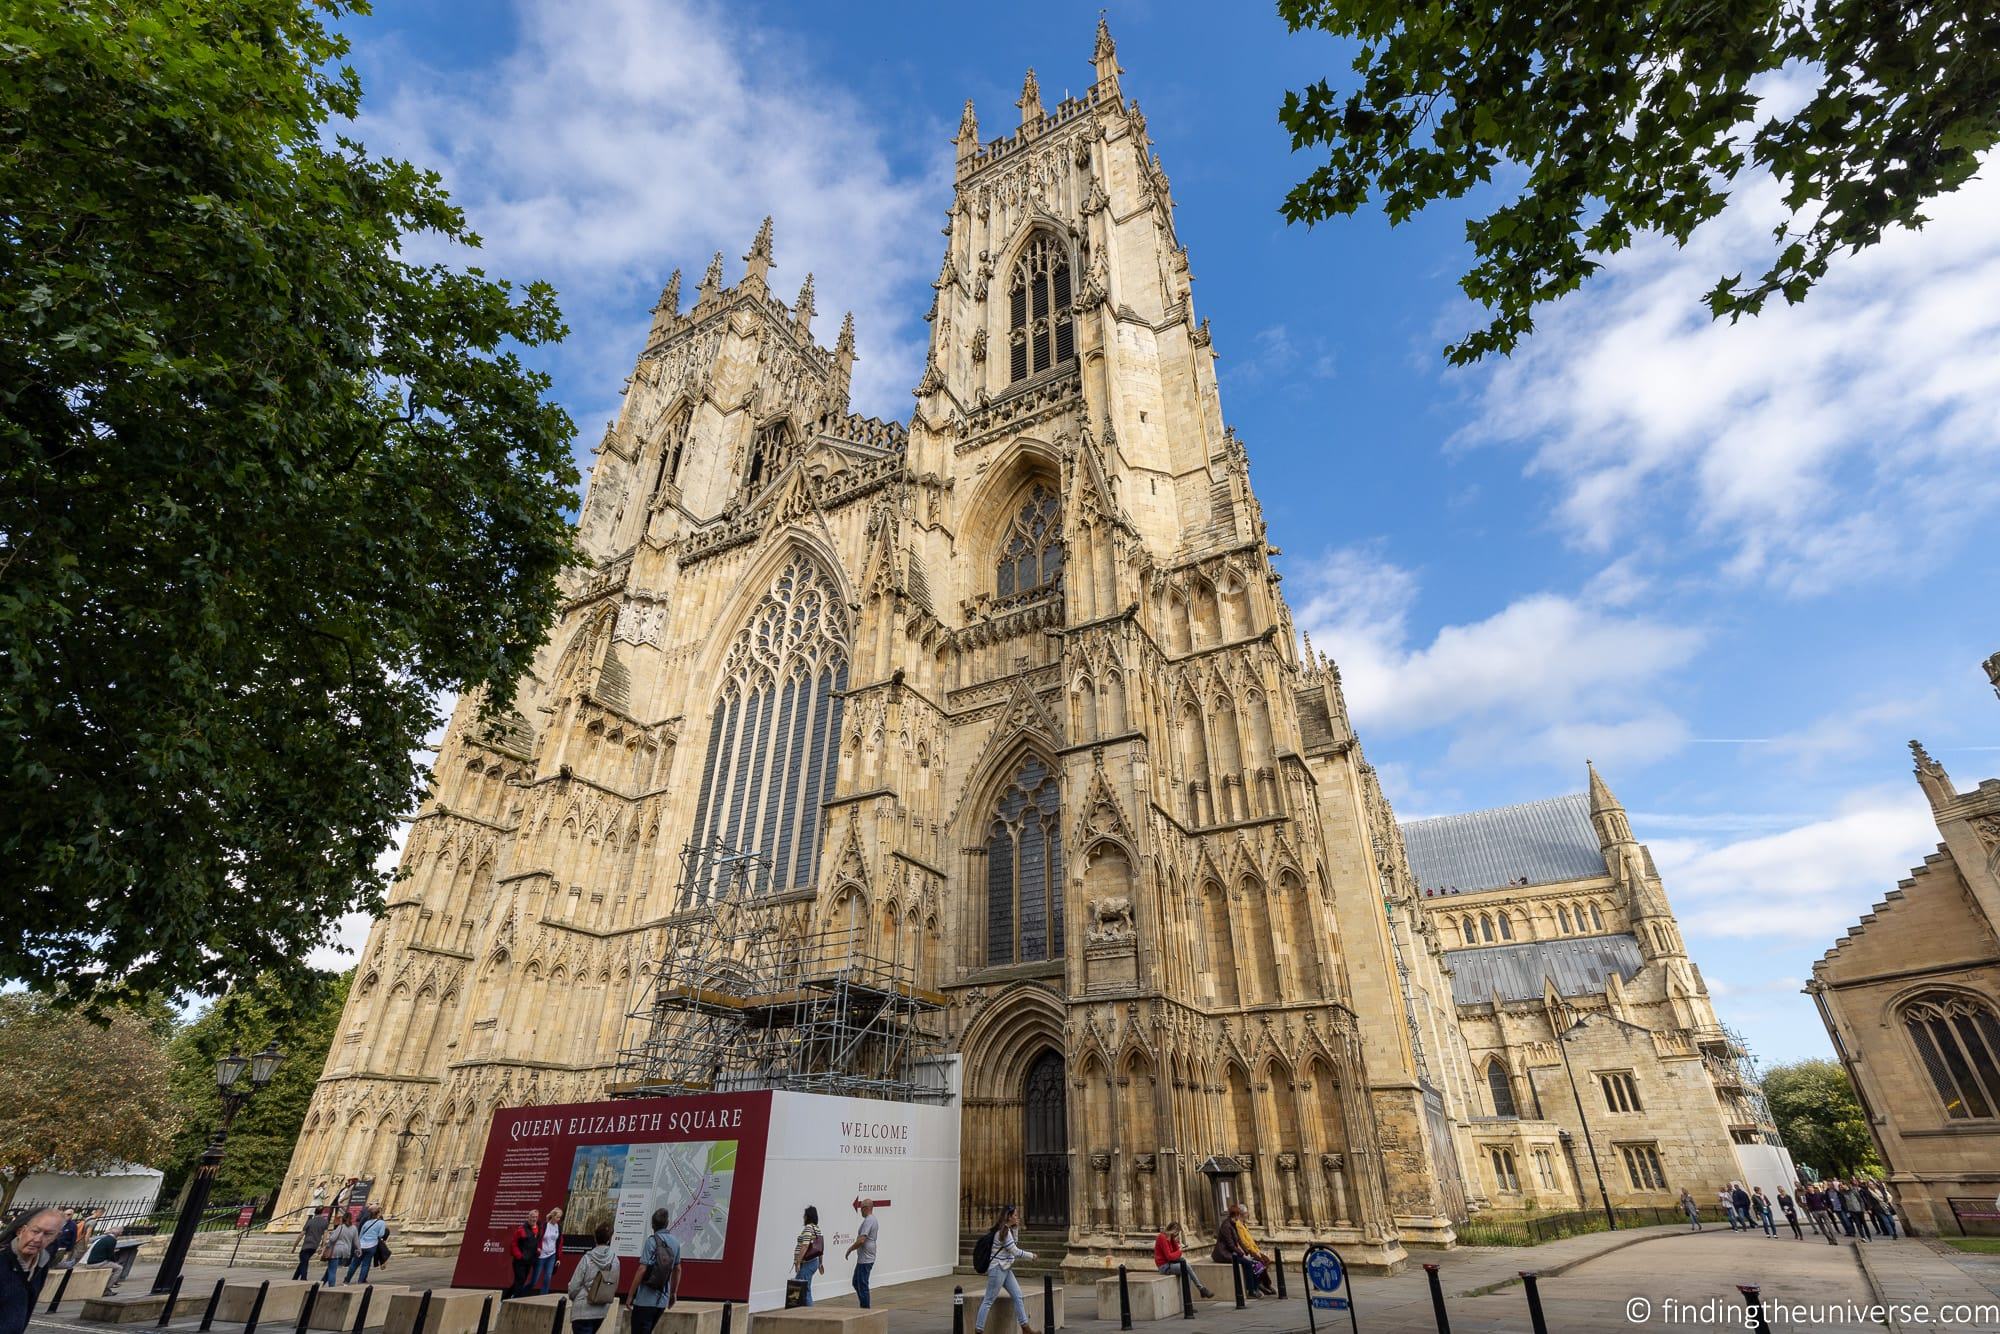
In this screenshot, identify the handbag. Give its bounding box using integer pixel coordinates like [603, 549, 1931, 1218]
[374, 1239, 391, 1266]
[803, 1229, 824, 1264]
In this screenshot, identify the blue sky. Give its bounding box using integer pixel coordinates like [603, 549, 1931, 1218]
[325, 1, 2000, 1066]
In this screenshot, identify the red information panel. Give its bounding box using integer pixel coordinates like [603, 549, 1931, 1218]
[452, 1090, 775, 1302]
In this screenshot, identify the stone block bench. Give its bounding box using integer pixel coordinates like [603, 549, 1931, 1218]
[79, 1294, 170, 1325]
[981, 1283, 1064, 1330]
[45, 1264, 116, 1307]
[384, 1288, 495, 1334]
[747, 1308, 887, 1334]
[308, 1284, 408, 1331]
[650, 1301, 725, 1334]
[218, 1279, 319, 1325]
[1094, 1273, 1179, 1322]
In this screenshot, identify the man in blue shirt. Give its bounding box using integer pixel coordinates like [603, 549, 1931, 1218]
[629, 1210, 682, 1334]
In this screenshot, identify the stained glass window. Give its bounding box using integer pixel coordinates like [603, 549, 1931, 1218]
[996, 483, 1064, 599]
[985, 756, 1064, 965]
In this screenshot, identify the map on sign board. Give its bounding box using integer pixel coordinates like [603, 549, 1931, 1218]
[611, 1140, 738, 1260]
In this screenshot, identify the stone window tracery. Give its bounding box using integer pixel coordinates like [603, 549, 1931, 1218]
[686, 553, 848, 899]
[1008, 235, 1075, 382]
[1487, 1059, 1518, 1118]
[1903, 991, 2000, 1119]
[984, 755, 1064, 965]
[746, 417, 797, 493]
[995, 483, 1064, 599]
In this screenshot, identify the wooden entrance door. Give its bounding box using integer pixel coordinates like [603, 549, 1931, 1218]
[1023, 1049, 1069, 1226]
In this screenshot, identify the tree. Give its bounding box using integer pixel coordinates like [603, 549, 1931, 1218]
[0, 993, 183, 1215]
[1277, 0, 2000, 363]
[162, 970, 351, 1203]
[1763, 1058, 1881, 1180]
[1, 0, 579, 1007]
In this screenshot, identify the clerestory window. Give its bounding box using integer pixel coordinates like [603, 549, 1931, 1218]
[1904, 991, 2000, 1119]
[995, 483, 1064, 599]
[1008, 235, 1075, 382]
[985, 755, 1064, 965]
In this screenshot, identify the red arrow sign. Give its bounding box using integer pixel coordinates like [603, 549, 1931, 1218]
[851, 1196, 890, 1211]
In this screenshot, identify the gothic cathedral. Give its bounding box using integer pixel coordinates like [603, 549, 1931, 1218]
[278, 22, 1507, 1270]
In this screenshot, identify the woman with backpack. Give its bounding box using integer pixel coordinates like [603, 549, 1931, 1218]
[630, 1208, 682, 1334]
[567, 1223, 619, 1334]
[319, 1214, 358, 1287]
[973, 1204, 1036, 1334]
[790, 1206, 824, 1307]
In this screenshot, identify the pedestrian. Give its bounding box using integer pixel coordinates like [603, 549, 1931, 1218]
[1776, 1190, 1803, 1240]
[1228, 1205, 1277, 1297]
[1864, 1184, 1897, 1238]
[346, 1206, 387, 1285]
[1211, 1208, 1260, 1299]
[507, 1210, 541, 1297]
[844, 1199, 879, 1309]
[566, 1223, 619, 1334]
[321, 1213, 359, 1287]
[791, 1206, 824, 1307]
[629, 1208, 681, 1334]
[1804, 1185, 1839, 1243]
[295, 1207, 331, 1281]
[1717, 1186, 1738, 1230]
[1677, 1188, 1703, 1231]
[1153, 1221, 1214, 1298]
[973, 1205, 1036, 1334]
[1729, 1182, 1753, 1233]
[532, 1207, 563, 1293]
[311, 1185, 328, 1212]
[48, 1211, 77, 1268]
[1837, 1182, 1870, 1241]
[75, 1229, 125, 1295]
[1752, 1187, 1777, 1237]
[2, 1208, 61, 1334]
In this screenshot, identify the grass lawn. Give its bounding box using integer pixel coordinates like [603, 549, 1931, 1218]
[1940, 1237, 2000, 1254]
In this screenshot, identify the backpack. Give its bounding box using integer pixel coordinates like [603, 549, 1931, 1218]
[585, 1256, 618, 1306]
[971, 1226, 996, 1276]
[643, 1235, 679, 1295]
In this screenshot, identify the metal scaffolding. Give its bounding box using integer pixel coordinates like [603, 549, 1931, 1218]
[613, 839, 951, 1102]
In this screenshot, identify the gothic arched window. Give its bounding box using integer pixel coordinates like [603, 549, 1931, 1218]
[1589, 902, 1605, 932]
[746, 418, 795, 493]
[1557, 905, 1573, 934]
[653, 404, 692, 499]
[996, 483, 1064, 599]
[686, 553, 848, 899]
[1008, 235, 1075, 382]
[985, 755, 1064, 965]
[1487, 1059, 1518, 1118]
[1498, 913, 1514, 941]
[1903, 991, 2000, 1119]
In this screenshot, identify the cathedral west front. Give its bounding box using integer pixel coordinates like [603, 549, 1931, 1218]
[276, 21, 1780, 1268]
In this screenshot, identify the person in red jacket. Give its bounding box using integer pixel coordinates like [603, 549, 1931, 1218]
[507, 1210, 541, 1297]
[1152, 1222, 1214, 1299]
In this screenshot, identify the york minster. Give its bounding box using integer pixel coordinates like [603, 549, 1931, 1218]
[275, 22, 1782, 1269]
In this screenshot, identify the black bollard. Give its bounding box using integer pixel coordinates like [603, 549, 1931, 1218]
[295, 1283, 320, 1334]
[158, 1274, 186, 1328]
[1518, 1272, 1549, 1334]
[1274, 1248, 1287, 1300]
[1044, 1273, 1056, 1333]
[46, 1265, 75, 1313]
[1178, 1263, 1194, 1320]
[474, 1296, 494, 1334]
[548, 1298, 568, 1334]
[1422, 1264, 1450, 1334]
[243, 1280, 272, 1334]
[410, 1290, 433, 1334]
[352, 1285, 376, 1334]
[1118, 1264, 1132, 1332]
[1231, 1257, 1245, 1310]
[199, 1277, 226, 1331]
[720, 1303, 732, 1334]
[1738, 1284, 1770, 1334]
[952, 1285, 964, 1334]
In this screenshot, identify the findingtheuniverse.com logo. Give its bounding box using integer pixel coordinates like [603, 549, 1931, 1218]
[1626, 1298, 2000, 1326]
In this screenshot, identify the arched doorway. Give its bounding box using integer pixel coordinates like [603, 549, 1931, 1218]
[1023, 1049, 1069, 1226]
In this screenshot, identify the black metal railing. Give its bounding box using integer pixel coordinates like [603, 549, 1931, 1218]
[2, 1195, 273, 1240]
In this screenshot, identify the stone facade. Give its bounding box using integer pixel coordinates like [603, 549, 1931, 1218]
[1407, 766, 1787, 1211]
[272, 23, 1485, 1270]
[1809, 656, 2000, 1236]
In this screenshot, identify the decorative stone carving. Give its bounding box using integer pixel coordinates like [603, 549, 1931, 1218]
[1087, 895, 1135, 942]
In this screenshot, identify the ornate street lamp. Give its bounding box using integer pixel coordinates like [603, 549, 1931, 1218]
[152, 1041, 284, 1293]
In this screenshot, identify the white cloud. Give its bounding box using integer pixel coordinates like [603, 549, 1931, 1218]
[1652, 786, 1940, 942]
[1290, 545, 1702, 771]
[347, 0, 943, 425]
[1463, 146, 2000, 594]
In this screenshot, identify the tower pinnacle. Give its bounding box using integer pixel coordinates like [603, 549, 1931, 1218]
[836, 311, 856, 373]
[1017, 68, 1043, 126]
[699, 251, 724, 303]
[1092, 12, 1120, 89]
[743, 216, 776, 289]
[794, 273, 816, 333]
[649, 268, 681, 343]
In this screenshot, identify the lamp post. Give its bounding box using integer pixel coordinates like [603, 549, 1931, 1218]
[151, 1041, 284, 1293]
[1554, 1021, 1616, 1231]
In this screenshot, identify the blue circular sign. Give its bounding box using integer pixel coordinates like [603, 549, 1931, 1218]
[1305, 1248, 1344, 1293]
